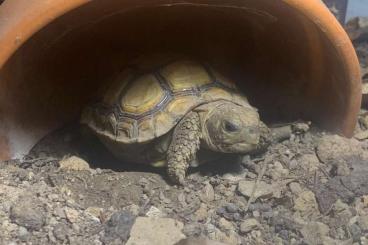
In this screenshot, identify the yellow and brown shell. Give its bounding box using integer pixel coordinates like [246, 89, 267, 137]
[81, 57, 250, 144]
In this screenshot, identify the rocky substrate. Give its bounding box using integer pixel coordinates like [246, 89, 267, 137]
[1, 115, 368, 245]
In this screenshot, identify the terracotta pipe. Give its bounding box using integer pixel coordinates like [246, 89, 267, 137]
[0, 0, 361, 160]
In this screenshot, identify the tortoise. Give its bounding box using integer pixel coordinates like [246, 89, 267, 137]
[81, 55, 270, 184]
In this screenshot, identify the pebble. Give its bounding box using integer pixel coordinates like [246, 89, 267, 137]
[126, 217, 185, 245]
[349, 223, 362, 241]
[289, 182, 303, 195]
[59, 156, 91, 171]
[175, 237, 228, 245]
[301, 222, 329, 245]
[194, 203, 208, 222]
[18, 226, 29, 241]
[316, 135, 364, 163]
[357, 215, 368, 231]
[101, 211, 136, 244]
[64, 207, 80, 223]
[240, 219, 260, 234]
[224, 203, 238, 213]
[293, 191, 319, 217]
[85, 207, 103, 222]
[237, 180, 273, 200]
[218, 218, 234, 233]
[271, 161, 289, 179]
[146, 206, 164, 218]
[298, 154, 320, 173]
[354, 130, 368, 140]
[53, 223, 69, 241]
[200, 182, 215, 203]
[10, 198, 46, 231]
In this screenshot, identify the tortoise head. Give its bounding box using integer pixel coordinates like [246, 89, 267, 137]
[202, 101, 262, 153]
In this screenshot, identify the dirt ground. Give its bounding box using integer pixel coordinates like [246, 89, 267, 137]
[1, 18, 368, 245]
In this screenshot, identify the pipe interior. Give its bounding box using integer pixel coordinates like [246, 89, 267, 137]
[0, 1, 349, 158]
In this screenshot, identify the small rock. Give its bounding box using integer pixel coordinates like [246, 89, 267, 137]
[207, 227, 239, 245]
[53, 223, 69, 241]
[224, 203, 238, 213]
[194, 203, 208, 222]
[85, 207, 103, 222]
[357, 215, 368, 231]
[18, 226, 29, 241]
[175, 237, 227, 245]
[200, 182, 215, 203]
[237, 180, 273, 200]
[293, 191, 319, 217]
[252, 210, 260, 218]
[270, 161, 289, 180]
[354, 130, 368, 140]
[146, 206, 164, 218]
[292, 122, 310, 134]
[183, 223, 202, 237]
[59, 156, 90, 171]
[10, 197, 46, 231]
[289, 182, 303, 195]
[316, 135, 364, 163]
[126, 217, 185, 245]
[349, 223, 362, 242]
[362, 195, 368, 207]
[298, 154, 320, 173]
[218, 218, 234, 233]
[334, 160, 351, 176]
[102, 211, 136, 244]
[301, 222, 329, 245]
[240, 218, 260, 234]
[64, 207, 80, 223]
[124, 204, 140, 216]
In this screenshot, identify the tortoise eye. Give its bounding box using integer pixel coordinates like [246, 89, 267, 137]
[224, 121, 240, 132]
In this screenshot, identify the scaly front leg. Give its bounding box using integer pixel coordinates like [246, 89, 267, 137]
[167, 112, 201, 185]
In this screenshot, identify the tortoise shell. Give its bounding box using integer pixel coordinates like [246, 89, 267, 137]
[81, 57, 250, 144]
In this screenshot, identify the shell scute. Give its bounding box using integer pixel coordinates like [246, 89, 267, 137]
[161, 60, 212, 92]
[120, 74, 165, 115]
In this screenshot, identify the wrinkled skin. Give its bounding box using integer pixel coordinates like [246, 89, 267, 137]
[167, 100, 270, 184]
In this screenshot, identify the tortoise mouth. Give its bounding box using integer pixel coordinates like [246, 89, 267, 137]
[0, 0, 361, 160]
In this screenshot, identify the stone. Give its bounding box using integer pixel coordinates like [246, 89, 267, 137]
[18, 226, 29, 241]
[292, 122, 310, 134]
[145, 206, 164, 218]
[126, 217, 185, 245]
[53, 223, 69, 241]
[125, 204, 140, 216]
[85, 207, 103, 222]
[289, 182, 303, 195]
[64, 207, 80, 223]
[224, 203, 238, 214]
[237, 181, 273, 200]
[10, 197, 46, 231]
[293, 191, 319, 217]
[270, 161, 289, 180]
[354, 130, 368, 141]
[357, 215, 368, 231]
[200, 182, 215, 203]
[207, 227, 239, 245]
[316, 135, 364, 163]
[301, 222, 329, 245]
[59, 156, 90, 171]
[175, 237, 227, 245]
[218, 218, 234, 233]
[102, 211, 136, 244]
[362, 195, 368, 207]
[194, 203, 208, 222]
[240, 219, 260, 234]
[297, 154, 320, 173]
